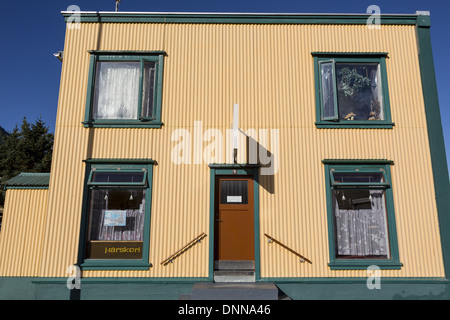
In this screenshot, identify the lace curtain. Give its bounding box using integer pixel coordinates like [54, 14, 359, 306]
[334, 190, 389, 257]
[93, 62, 140, 119]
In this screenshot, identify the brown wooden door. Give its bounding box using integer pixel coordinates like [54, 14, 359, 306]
[214, 176, 255, 263]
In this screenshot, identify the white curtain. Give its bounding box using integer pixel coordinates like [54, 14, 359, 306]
[334, 190, 389, 257]
[93, 62, 140, 119]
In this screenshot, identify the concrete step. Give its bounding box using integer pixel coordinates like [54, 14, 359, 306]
[215, 260, 254, 270]
[214, 270, 255, 283]
[190, 282, 279, 300]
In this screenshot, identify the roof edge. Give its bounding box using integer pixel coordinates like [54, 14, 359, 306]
[60, 11, 427, 26]
[2, 172, 50, 189]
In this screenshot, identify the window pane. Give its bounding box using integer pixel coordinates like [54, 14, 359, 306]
[90, 171, 145, 184]
[332, 172, 385, 184]
[320, 62, 337, 119]
[141, 62, 156, 119]
[86, 189, 146, 259]
[220, 180, 248, 204]
[93, 62, 140, 120]
[332, 189, 390, 259]
[336, 63, 384, 121]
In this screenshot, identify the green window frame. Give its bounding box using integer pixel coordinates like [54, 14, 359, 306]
[83, 51, 165, 128]
[79, 159, 155, 270]
[313, 53, 394, 129]
[323, 160, 402, 270]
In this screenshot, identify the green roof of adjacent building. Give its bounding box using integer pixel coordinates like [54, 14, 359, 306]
[2, 173, 50, 189]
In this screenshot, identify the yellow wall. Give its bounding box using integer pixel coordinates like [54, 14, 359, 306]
[32, 22, 444, 278]
[0, 189, 48, 277]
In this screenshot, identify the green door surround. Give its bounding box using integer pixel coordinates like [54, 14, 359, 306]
[208, 164, 261, 281]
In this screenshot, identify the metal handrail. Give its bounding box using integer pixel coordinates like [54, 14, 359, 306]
[161, 232, 207, 266]
[264, 233, 312, 264]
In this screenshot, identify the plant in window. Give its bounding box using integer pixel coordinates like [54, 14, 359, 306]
[313, 53, 393, 128]
[336, 64, 382, 121]
[337, 66, 372, 97]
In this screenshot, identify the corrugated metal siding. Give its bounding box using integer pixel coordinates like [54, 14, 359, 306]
[0, 189, 48, 276]
[36, 22, 444, 278]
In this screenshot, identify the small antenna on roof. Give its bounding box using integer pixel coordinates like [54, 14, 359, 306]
[115, 0, 121, 12]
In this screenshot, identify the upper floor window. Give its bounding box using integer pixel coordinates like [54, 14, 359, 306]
[83, 52, 165, 128]
[313, 53, 394, 129]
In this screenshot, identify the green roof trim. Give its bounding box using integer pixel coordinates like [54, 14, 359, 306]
[2, 173, 50, 189]
[60, 11, 427, 26]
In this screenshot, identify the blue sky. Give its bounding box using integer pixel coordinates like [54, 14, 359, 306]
[0, 0, 449, 167]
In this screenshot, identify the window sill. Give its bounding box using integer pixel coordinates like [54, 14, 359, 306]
[315, 121, 395, 129]
[80, 259, 152, 270]
[82, 121, 163, 128]
[328, 260, 403, 270]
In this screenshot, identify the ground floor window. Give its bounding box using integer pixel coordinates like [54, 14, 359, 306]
[80, 160, 154, 270]
[86, 188, 146, 259]
[323, 160, 402, 270]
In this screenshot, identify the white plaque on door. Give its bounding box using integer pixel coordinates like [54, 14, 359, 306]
[227, 196, 242, 203]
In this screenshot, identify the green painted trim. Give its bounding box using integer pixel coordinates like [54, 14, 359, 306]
[208, 163, 260, 168]
[313, 54, 393, 128]
[260, 277, 450, 284]
[32, 275, 449, 285]
[62, 12, 420, 25]
[2, 276, 447, 300]
[323, 161, 402, 270]
[329, 262, 403, 270]
[416, 14, 431, 27]
[82, 122, 164, 128]
[315, 122, 395, 129]
[83, 158, 156, 164]
[32, 277, 210, 284]
[311, 52, 389, 57]
[88, 50, 167, 56]
[416, 21, 450, 278]
[208, 168, 215, 281]
[80, 260, 152, 270]
[83, 55, 96, 123]
[154, 54, 164, 124]
[208, 165, 261, 280]
[4, 186, 49, 190]
[77, 160, 155, 270]
[322, 159, 394, 165]
[83, 53, 164, 128]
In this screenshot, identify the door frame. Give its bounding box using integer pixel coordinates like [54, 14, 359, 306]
[208, 164, 260, 281]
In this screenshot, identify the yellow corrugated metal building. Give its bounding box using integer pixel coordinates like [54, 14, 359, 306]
[1, 10, 449, 300]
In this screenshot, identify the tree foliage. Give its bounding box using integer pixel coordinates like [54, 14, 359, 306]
[0, 118, 54, 207]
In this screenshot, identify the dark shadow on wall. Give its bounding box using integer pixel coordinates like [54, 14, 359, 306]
[245, 133, 275, 195]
